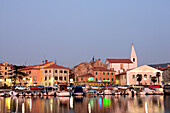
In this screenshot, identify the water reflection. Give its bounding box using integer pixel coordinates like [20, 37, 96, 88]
[0, 95, 169, 113]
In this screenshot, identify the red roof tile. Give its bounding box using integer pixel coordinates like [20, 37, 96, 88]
[106, 59, 133, 63]
[45, 64, 69, 69]
[77, 73, 94, 77]
[92, 67, 115, 71]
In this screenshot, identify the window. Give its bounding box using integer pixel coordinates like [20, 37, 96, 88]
[96, 78, 98, 81]
[5, 67, 7, 70]
[120, 64, 123, 69]
[64, 71, 67, 73]
[96, 72, 98, 75]
[29, 71, 31, 74]
[49, 70, 51, 73]
[103, 78, 105, 80]
[45, 70, 47, 73]
[45, 77, 47, 81]
[64, 77, 66, 80]
[49, 83, 51, 86]
[41, 71, 43, 74]
[0, 72, 2, 75]
[41, 77, 43, 80]
[107, 72, 109, 75]
[59, 77, 63, 81]
[49, 77, 51, 80]
[60, 70, 63, 73]
[81, 77, 83, 81]
[144, 74, 147, 79]
[111, 73, 113, 75]
[55, 70, 57, 73]
[103, 72, 105, 75]
[150, 75, 152, 78]
[132, 75, 135, 79]
[55, 77, 58, 80]
[112, 78, 114, 81]
[0, 67, 1, 70]
[33, 76, 36, 81]
[5, 72, 7, 75]
[107, 78, 109, 80]
[133, 58, 135, 62]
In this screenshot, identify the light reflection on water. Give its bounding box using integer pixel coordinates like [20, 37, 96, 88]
[0, 95, 169, 113]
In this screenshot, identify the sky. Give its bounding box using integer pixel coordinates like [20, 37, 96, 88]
[0, 0, 170, 68]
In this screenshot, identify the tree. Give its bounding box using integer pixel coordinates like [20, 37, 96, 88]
[151, 76, 157, 85]
[156, 72, 161, 85]
[8, 65, 28, 86]
[137, 74, 142, 85]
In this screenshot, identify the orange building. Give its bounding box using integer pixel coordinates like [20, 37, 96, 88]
[20, 60, 53, 86]
[0, 62, 13, 86]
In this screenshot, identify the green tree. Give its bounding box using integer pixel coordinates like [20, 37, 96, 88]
[151, 76, 157, 85]
[156, 72, 161, 85]
[8, 65, 28, 86]
[137, 74, 142, 85]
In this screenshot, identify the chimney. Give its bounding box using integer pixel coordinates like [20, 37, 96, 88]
[55, 60, 57, 65]
[42, 61, 44, 64]
[45, 60, 48, 63]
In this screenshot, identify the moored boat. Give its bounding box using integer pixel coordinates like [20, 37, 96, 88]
[56, 84, 70, 97]
[72, 86, 84, 96]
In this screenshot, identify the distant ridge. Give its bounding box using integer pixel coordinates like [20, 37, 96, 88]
[149, 63, 170, 68]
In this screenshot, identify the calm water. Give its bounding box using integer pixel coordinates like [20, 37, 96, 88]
[0, 95, 170, 113]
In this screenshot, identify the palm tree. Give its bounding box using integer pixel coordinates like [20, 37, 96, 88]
[151, 76, 157, 85]
[8, 65, 28, 86]
[156, 72, 161, 85]
[137, 74, 142, 85]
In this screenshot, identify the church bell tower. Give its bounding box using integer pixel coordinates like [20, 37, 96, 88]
[130, 44, 137, 68]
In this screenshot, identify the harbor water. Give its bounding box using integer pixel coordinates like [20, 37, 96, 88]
[0, 95, 170, 113]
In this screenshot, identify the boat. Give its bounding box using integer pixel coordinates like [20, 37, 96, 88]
[72, 86, 84, 96]
[24, 91, 32, 96]
[144, 88, 155, 95]
[164, 85, 170, 95]
[9, 91, 18, 96]
[153, 88, 164, 95]
[56, 84, 70, 97]
[97, 90, 104, 95]
[0, 91, 5, 97]
[86, 90, 97, 96]
[104, 90, 113, 95]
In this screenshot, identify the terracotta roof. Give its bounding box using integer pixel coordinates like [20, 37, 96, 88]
[92, 67, 115, 71]
[45, 64, 69, 69]
[77, 73, 94, 77]
[106, 59, 133, 63]
[0, 64, 4, 66]
[158, 67, 169, 71]
[116, 72, 127, 76]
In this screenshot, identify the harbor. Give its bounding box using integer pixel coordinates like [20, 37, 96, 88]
[0, 95, 169, 113]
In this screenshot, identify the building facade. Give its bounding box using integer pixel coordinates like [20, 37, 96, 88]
[44, 64, 69, 86]
[0, 62, 13, 86]
[105, 45, 137, 74]
[117, 65, 163, 85]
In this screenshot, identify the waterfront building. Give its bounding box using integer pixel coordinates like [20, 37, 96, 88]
[74, 58, 107, 82]
[158, 65, 170, 84]
[20, 60, 54, 86]
[0, 62, 13, 86]
[116, 65, 163, 85]
[43, 63, 69, 86]
[105, 44, 137, 74]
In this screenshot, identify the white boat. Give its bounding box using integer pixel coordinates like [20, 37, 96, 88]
[104, 90, 113, 95]
[114, 92, 121, 95]
[56, 84, 70, 97]
[144, 88, 155, 95]
[139, 91, 146, 95]
[153, 88, 164, 95]
[0, 91, 5, 97]
[9, 91, 18, 96]
[97, 90, 104, 95]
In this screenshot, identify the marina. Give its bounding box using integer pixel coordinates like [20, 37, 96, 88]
[0, 95, 169, 113]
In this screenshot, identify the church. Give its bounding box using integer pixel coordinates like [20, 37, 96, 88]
[105, 45, 137, 74]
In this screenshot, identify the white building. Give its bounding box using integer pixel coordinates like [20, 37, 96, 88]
[105, 44, 137, 74]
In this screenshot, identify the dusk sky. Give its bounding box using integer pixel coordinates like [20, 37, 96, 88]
[0, 0, 170, 68]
